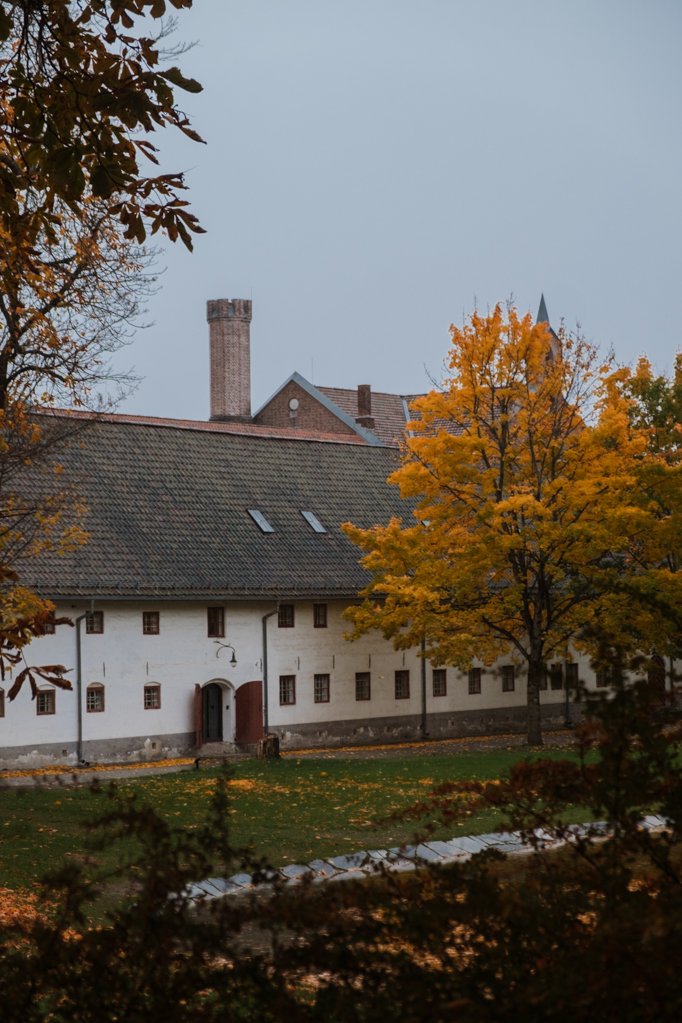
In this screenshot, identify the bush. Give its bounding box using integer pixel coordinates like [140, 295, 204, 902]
[2, 680, 682, 1021]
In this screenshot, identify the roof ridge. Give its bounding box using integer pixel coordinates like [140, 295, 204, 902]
[34, 407, 379, 445]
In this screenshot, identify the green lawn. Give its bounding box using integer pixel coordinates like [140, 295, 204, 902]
[0, 748, 580, 892]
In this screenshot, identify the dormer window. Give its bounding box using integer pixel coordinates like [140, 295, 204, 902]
[247, 509, 275, 533]
[301, 510, 327, 533]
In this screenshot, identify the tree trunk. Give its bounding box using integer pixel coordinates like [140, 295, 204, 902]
[527, 656, 544, 746]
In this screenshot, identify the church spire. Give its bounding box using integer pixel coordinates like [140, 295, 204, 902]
[535, 293, 560, 359]
[536, 293, 550, 324]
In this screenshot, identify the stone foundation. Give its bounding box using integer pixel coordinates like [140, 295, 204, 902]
[273, 701, 576, 749]
[0, 701, 580, 769]
[0, 731, 195, 771]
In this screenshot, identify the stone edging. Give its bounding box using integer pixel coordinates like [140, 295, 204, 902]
[183, 815, 669, 902]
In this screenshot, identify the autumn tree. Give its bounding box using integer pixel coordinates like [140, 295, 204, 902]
[0, 0, 204, 697]
[0, 0, 205, 408]
[611, 354, 682, 691]
[626, 353, 682, 457]
[345, 304, 675, 745]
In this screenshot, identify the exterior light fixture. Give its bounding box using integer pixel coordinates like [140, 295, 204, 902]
[214, 641, 237, 667]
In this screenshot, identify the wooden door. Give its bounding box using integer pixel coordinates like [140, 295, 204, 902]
[235, 680, 264, 743]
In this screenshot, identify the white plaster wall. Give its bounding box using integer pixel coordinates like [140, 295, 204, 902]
[1, 600, 268, 755]
[264, 601, 583, 728]
[0, 595, 603, 763]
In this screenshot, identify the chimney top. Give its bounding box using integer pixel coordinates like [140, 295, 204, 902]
[356, 384, 375, 430]
[207, 298, 252, 421]
[207, 298, 252, 323]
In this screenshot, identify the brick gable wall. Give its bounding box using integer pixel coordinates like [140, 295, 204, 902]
[253, 380, 357, 436]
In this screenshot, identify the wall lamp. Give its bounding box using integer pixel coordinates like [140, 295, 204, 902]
[214, 641, 237, 666]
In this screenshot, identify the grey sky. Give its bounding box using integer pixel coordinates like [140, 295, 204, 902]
[114, 0, 682, 420]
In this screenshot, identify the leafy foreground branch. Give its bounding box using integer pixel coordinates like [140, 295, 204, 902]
[0, 0, 204, 701]
[2, 684, 682, 1022]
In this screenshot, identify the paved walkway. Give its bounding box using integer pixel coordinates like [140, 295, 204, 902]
[184, 815, 669, 903]
[0, 758, 197, 787]
[0, 729, 578, 787]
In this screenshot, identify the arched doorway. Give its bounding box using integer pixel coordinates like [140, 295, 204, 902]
[202, 683, 224, 741]
[194, 679, 235, 747]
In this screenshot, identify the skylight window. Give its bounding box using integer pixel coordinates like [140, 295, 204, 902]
[301, 510, 327, 533]
[247, 509, 275, 533]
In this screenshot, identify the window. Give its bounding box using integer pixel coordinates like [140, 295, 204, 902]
[86, 611, 103, 634]
[43, 618, 56, 635]
[86, 684, 105, 713]
[278, 604, 295, 628]
[313, 603, 328, 628]
[538, 669, 548, 691]
[468, 667, 481, 695]
[595, 667, 611, 688]
[301, 510, 327, 533]
[394, 669, 410, 700]
[314, 673, 330, 703]
[279, 675, 296, 705]
[432, 669, 447, 697]
[247, 509, 275, 533]
[207, 606, 225, 638]
[0, 688, 4, 717]
[142, 611, 160, 635]
[549, 663, 564, 690]
[565, 662, 579, 690]
[355, 672, 371, 701]
[502, 664, 515, 693]
[36, 689, 55, 715]
[144, 684, 161, 709]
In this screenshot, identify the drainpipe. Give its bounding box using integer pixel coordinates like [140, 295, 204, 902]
[261, 608, 278, 734]
[670, 655, 677, 706]
[420, 635, 428, 738]
[75, 612, 88, 764]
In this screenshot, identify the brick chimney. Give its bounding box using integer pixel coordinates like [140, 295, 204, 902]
[356, 384, 375, 429]
[207, 298, 252, 421]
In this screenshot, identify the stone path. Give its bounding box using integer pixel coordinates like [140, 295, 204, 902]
[183, 814, 670, 903]
[0, 760, 196, 787]
[0, 729, 576, 787]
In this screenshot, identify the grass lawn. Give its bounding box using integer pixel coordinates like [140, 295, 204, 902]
[0, 747, 582, 893]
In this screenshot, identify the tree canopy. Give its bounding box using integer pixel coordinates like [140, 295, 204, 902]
[344, 304, 681, 744]
[0, 0, 203, 699]
[0, 0, 205, 412]
[0, 0, 203, 248]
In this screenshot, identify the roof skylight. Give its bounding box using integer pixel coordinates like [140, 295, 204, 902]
[247, 509, 275, 533]
[301, 510, 327, 534]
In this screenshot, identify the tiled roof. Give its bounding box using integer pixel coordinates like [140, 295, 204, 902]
[38, 408, 370, 445]
[317, 388, 424, 447]
[21, 417, 406, 600]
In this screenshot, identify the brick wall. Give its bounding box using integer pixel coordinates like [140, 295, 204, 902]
[254, 380, 357, 436]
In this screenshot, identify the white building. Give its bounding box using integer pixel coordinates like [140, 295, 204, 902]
[0, 299, 582, 767]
